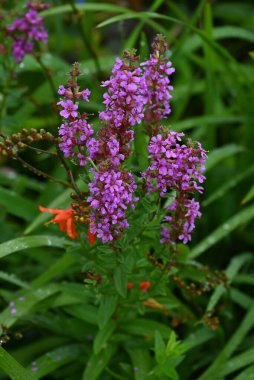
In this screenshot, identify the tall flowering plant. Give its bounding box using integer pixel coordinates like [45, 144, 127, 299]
[0, 35, 207, 249]
[1, 34, 231, 380]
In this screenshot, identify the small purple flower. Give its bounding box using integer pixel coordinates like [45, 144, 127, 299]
[81, 89, 91, 101]
[58, 100, 78, 119]
[58, 85, 66, 95]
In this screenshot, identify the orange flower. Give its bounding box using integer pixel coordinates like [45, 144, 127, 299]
[39, 206, 78, 239]
[88, 223, 96, 244]
[140, 281, 151, 292]
[142, 298, 169, 315]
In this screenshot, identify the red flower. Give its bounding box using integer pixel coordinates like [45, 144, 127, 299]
[140, 281, 151, 292]
[88, 223, 96, 244]
[39, 206, 78, 239]
[127, 282, 134, 289]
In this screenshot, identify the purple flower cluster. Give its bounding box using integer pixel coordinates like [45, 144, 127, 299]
[99, 57, 146, 128]
[86, 54, 146, 242]
[88, 168, 138, 243]
[161, 197, 201, 244]
[57, 82, 94, 166]
[143, 131, 207, 244]
[142, 57, 175, 123]
[144, 132, 206, 196]
[8, 1, 48, 63]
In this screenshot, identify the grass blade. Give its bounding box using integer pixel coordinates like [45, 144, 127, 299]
[190, 204, 254, 258]
[0, 236, 69, 259]
[198, 302, 254, 380]
[0, 346, 36, 380]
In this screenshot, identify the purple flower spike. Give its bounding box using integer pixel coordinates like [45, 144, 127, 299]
[57, 65, 94, 167]
[99, 57, 146, 128]
[143, 130, 207, 245]
[88, 168, 138, 243]
[8, 1, 48, 63]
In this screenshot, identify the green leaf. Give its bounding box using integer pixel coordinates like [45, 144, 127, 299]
[42, 3, 129, 17]
[154, 330, 166, 364]
[113, 266, 127, 298]
[96, 11, 179, 29]
[203, 166, 254, 207]
[93, 320, 116, 355]
[64, 304, 98, 325]
[234, 364, 254, 380]
[205, 144, 245, 172]
[190, 204, 254, 258]
[0, 236, 69, 260]
[27, 344, 83, 378]
[241, 184, 254, 205]
[122, 318, 171, 339]
[0, 284, 61, 329]
[160, 365, 179, 380]
[32, 253, 76, 287]
[83, 345, 116, 380]
[173, 115, 252, 132]
[184, 327, 214, 349]
[206, 253, 252, 311]
[0, 346, 36, 380]
[0, 271, 30, 289]
[220, 347, 254, 377]
[98, 295, 118, 329]
[0, 186, 38, 221]
[124, 0, 164, 49]
[230, 288, 253, 310]
[198, 302, 254, 380]
[126, 348, 152, 380]
[134, 124, 149, 171]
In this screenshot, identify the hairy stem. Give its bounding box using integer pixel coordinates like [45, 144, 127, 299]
[16, 156, 73, 189]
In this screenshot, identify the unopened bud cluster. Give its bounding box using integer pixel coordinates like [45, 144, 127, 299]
[0, 128, 54, 157]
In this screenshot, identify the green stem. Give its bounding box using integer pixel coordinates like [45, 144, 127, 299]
[16, 156, 73, 189]
[0, 60, 15, 128]
[22, 143, 58, 157]
[68, 0, 102, 75]
[34, 54, 57, 100]
[55, 144, 82, 197]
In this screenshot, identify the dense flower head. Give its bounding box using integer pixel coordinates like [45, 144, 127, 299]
[141, 57, 174, 123]
[143, 131, 207, 197]
[87, 167, 138, 243]
[143, 130, 207, 245]
[93, 54, 147, 164]
[99, 57, 146, 128]
[8, 1, 48, 62]
[58, 118, 94, 166]
[57, 73, 95, 166]
[161, 197, 201, 244]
